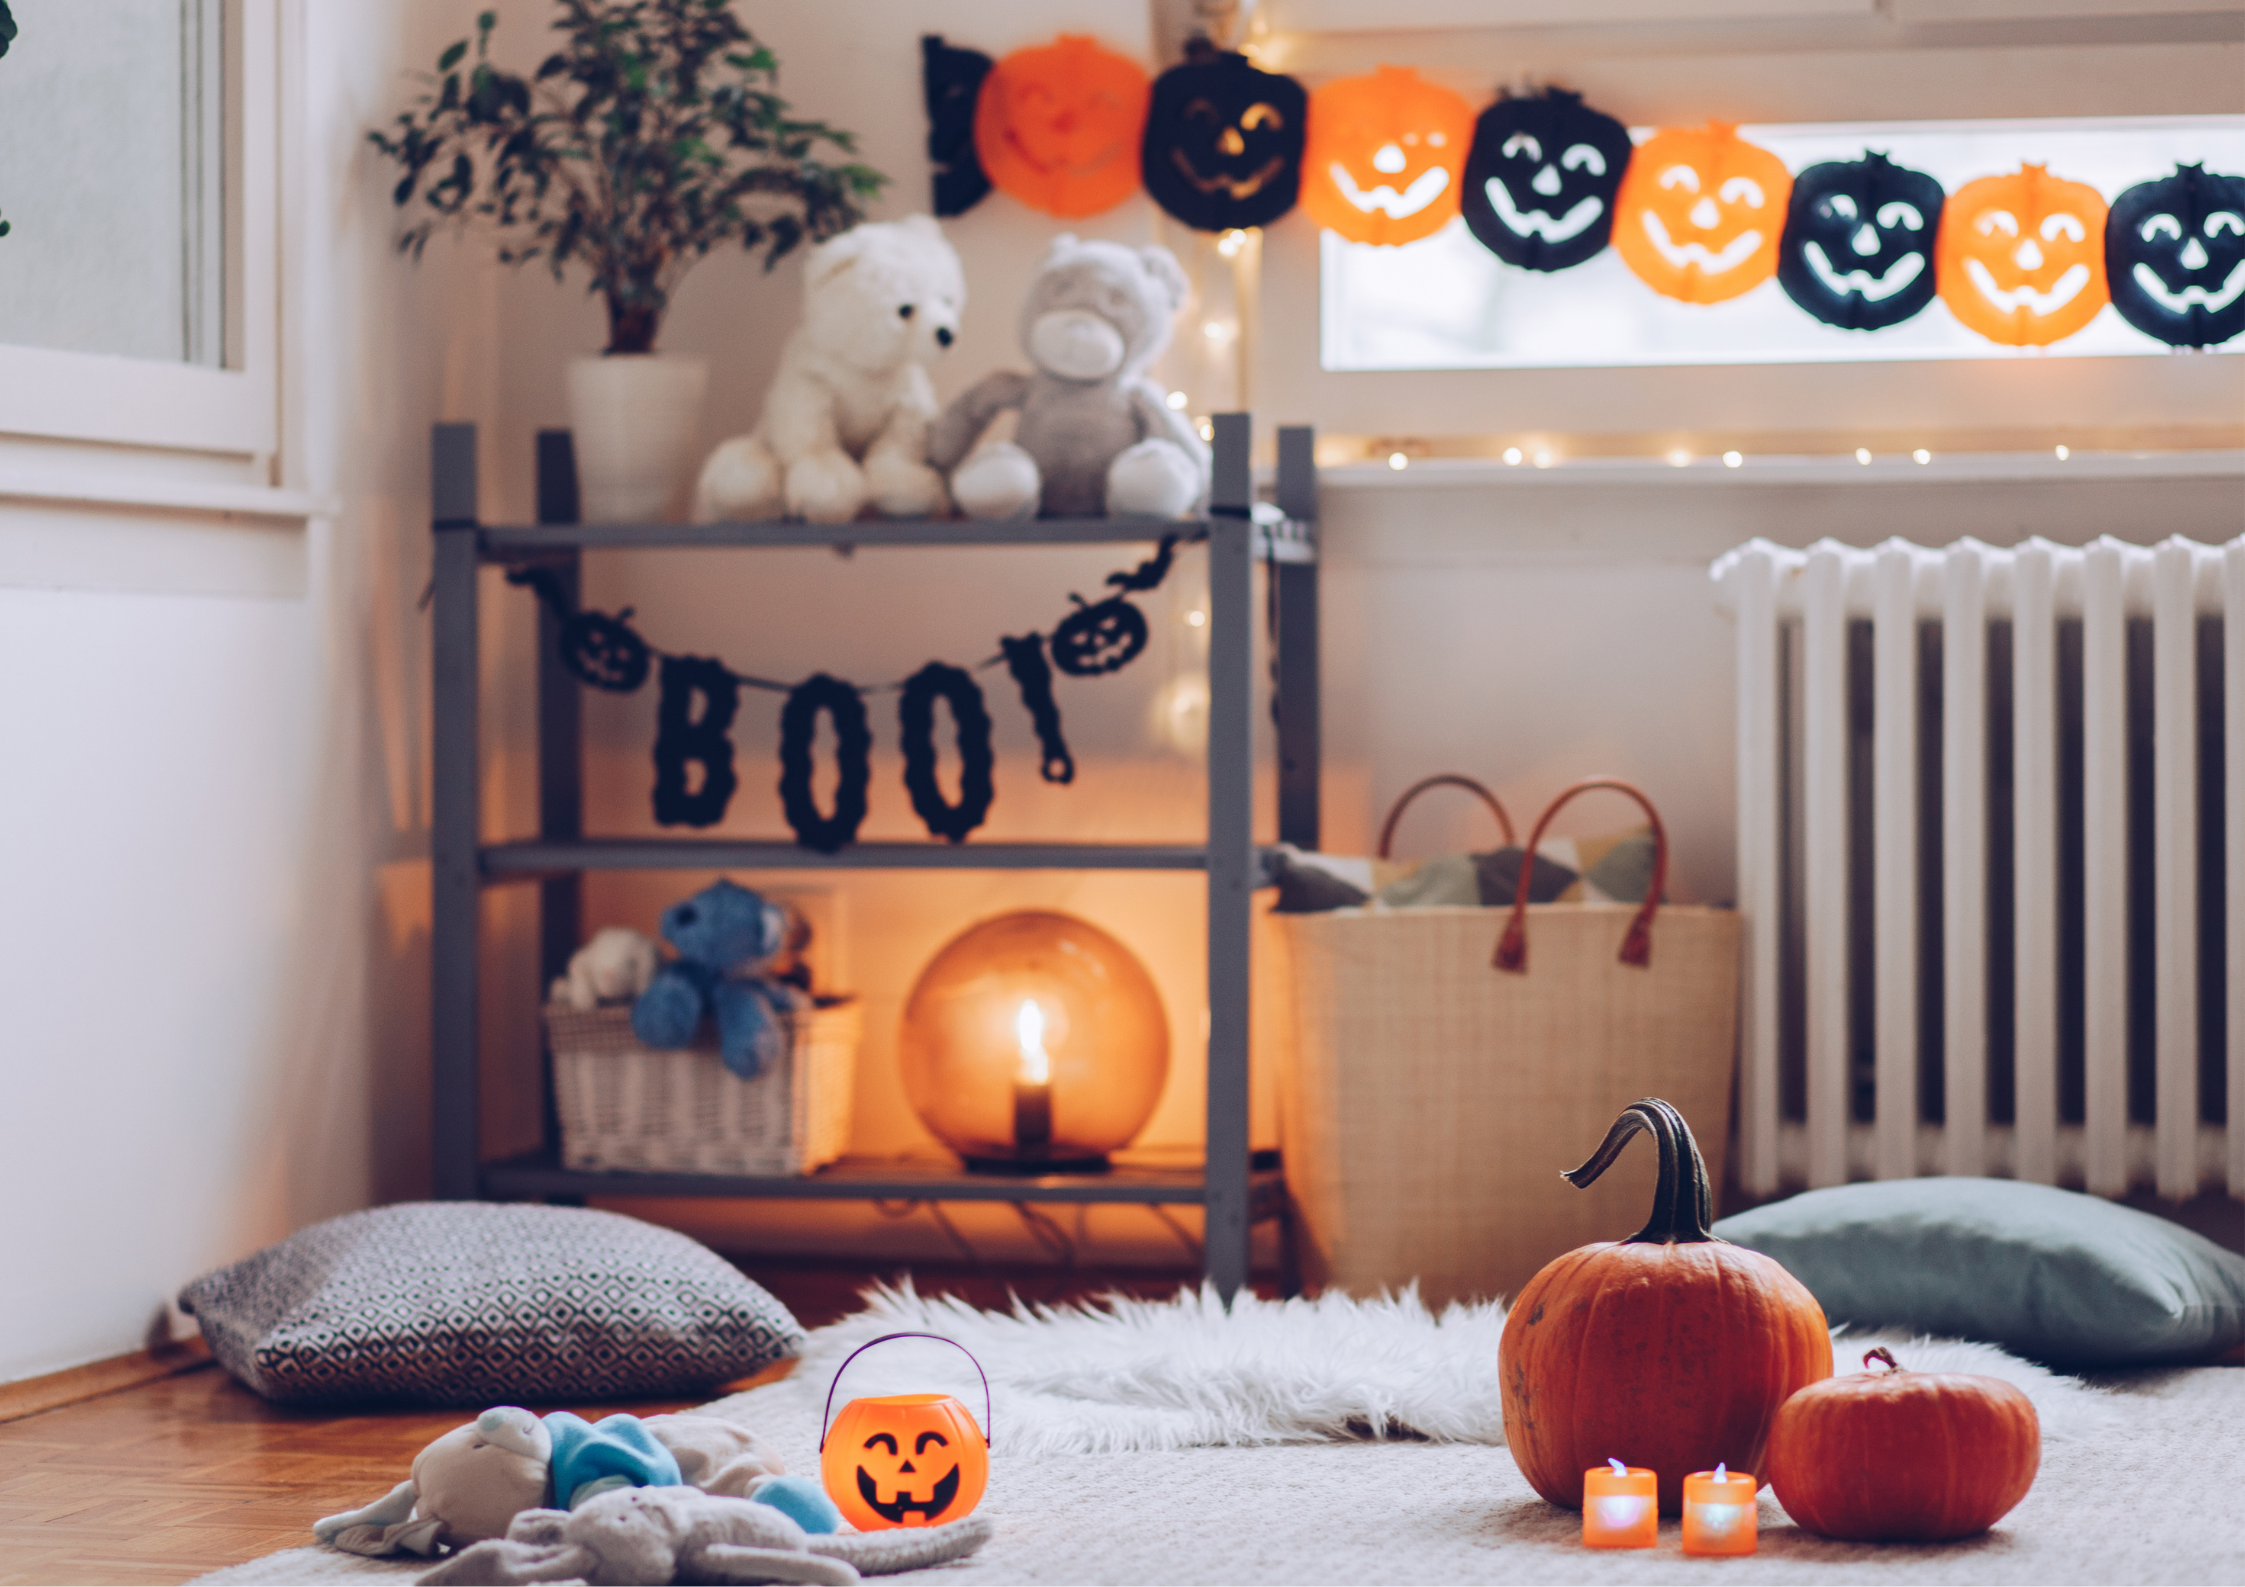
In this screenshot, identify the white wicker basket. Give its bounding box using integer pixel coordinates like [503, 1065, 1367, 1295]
[543, 999, 860, 1176]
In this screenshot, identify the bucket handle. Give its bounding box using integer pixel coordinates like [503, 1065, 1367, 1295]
[1376, 774, 1517, 857]
[818, 1332, 993, 1453]
[1493, 778, 1669, 974]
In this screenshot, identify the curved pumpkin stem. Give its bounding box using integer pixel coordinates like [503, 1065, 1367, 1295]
[1864, 1346, 1902, 1374]
[1560, 1097, 1718, 1244]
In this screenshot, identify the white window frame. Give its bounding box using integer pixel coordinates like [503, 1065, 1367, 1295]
[0, 0, 279, 470]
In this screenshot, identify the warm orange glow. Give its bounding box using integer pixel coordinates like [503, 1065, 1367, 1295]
[1682, 1465, 1759, 1555]
[901, 911, 1168, 1169]
[1582, 1462, 1658, 1549]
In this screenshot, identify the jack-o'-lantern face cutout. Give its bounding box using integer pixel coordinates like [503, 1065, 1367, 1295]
[1613, 123, 1792, 303]
[822, 1395, 989, 1531]
[1460, 88, 1633, 272]
[2104, 163, 2245, 349]
[1936, 164, 2109, 346]
[974, 35, 1150, 220]
[1302, 65, 1473, 247]
[1143, 46, 1306, 232]
[1777, 152, 1945, 331]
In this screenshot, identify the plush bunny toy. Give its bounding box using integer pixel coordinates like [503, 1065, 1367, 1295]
[418, 1484, 994, 1587]
[631, 879, 804, 1079]
[315, 1408, 837, 1560]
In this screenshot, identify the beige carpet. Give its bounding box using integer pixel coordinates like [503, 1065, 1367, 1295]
[198, 1363, 2243, 1585]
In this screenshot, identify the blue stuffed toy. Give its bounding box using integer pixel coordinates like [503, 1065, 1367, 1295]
[631, 879, 802, 1078]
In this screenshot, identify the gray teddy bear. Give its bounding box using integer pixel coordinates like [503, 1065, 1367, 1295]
[418, 1483, 993, 1586]
[929, 235, 1209, 520]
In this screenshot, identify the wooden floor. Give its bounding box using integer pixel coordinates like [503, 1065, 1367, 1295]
[0, 1260, 1203, 1586]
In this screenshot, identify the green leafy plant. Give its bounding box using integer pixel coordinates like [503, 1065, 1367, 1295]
[369, 0, 884, 353]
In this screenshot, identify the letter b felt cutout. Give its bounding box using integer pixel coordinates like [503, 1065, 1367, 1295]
[652, 655, 740, 828]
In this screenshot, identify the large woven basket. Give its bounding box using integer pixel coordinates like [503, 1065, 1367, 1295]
[543, 999, 860, 1176]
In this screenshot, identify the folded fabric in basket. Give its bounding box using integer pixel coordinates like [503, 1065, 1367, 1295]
[1265, 827, 1657, 914]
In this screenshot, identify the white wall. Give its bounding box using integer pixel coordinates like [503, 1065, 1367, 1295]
[0, 1, 482, 1384]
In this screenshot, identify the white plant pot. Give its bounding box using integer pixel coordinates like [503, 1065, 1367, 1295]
[566, 352, 709, 524]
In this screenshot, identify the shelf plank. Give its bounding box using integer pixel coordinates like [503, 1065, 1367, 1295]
[479, 1150, 1287, 1214]
[480, 518, 1203, 556]
[481, 838, 1213, 875]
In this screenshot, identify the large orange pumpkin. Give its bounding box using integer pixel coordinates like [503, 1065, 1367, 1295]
[819, 1332, 992, 1530]
[1501, 1099, 1831, 1516]
[1612, 123, 1793, 303]
[1768, 1347, 2041, 1541]
[974, 35, 1150, 219]
[1301, 65, 1473, 247]
[1936, 163, 2109, 346]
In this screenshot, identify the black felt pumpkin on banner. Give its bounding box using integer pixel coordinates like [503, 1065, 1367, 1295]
[1142, 43, 1307, 232]
[1776, 152, 1945, 332]
[2105, 163, 2245, 348]
[921, 34, 994, 218]
[1459, 88, 1632, 272]
[560, 609, 653, 692]
[1050, 595, 1149, 677]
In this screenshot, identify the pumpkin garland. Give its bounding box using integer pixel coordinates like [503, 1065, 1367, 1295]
[1500, 1099, 1833, 1516]
[1936, 163, 2111, 346]
[1768, 1346, 2041, 1541]
[1301, 65, 1474, 248]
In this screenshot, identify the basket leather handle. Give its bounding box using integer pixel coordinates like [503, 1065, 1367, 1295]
[1492, 778, 1669, 974]
[1377, 774, 1517, 858]
[818, 1332, 993, 1453]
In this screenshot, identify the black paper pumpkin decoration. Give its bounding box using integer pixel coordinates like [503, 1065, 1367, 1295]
[2105, 163, 2245, 349]
[1459, 88, 1632, 272]
[559, 609, 652, 692]
[1142, 44, 1306, 232]
[921, 35, 994, 218]
[1776, 152, 1945, 331]
[1049, 595, 1149, 677]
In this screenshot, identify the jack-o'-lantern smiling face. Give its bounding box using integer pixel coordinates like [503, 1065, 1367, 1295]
[1936, 164, 2109, 345]
[974, 35, 1151, 220]
[855, 1427, 961, 1525]
[1142, 48, 1307, 231]
[1459, 88, 1634, 272]
[2104, 163, 2245, 348]
[1301, 65, 1474, 247]
[1776, 152, 1946, 331]
[1612, 123, 1793, 302]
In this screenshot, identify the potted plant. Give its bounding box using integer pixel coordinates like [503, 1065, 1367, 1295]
[371, 0, 884, 522]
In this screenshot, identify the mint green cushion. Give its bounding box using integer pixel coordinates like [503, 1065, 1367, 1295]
[1713, 1178, 2245, 1368]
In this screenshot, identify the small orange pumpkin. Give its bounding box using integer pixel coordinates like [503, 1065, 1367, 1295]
[1768, 1347, 2041, 1541]
[1612, 123, 1793, 303]
[973, 35, 1149, 220]
[1936, 163, 2109, 346]
[819, 1333, 992, 1530]
[1301, 65, 1473, 247]
[1501, 1099, 1832, 1517]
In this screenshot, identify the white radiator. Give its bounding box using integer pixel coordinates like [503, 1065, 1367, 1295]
[1714, 535, 2240, 1202]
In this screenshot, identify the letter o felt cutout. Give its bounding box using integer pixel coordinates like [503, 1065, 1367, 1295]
[1000, 633, 1075, 784]
[899, 662, 996, 844]
[652, 655, 740, 829]
[779, 673, 873, 854]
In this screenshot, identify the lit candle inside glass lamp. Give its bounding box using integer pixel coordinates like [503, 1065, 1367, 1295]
[1582, 1458, 1658, 1549]
[1682, 1463, 1758, 1556]
[1011, 999, 1054, 1156]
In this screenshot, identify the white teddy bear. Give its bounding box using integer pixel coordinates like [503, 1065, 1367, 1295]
[695, 215, 965, 525]
[548, 927, 660, 1013]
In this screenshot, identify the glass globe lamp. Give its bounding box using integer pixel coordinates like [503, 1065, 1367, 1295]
[900, 911, 1169, 1172]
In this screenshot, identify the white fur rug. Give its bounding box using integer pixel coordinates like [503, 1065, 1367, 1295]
[196, 1285, 2232, 1586]
[790, 1281, 2120, 1453]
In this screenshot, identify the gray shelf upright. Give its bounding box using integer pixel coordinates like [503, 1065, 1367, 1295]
[427, 415, 1320, 1302]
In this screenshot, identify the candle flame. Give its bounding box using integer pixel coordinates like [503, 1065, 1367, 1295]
[1015, 999, 1051, 1085]
[1607, 1458, 1627, 1477]
[1714, 1462, 1727, 1483]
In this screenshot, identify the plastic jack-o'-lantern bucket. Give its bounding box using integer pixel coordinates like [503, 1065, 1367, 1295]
[819, 1332, 992, 1530]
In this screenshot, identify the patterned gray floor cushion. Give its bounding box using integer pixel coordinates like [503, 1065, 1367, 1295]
[178, 1202, 802, 1406]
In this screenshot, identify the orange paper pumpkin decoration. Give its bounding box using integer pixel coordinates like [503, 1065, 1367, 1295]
[1301, 65, 1473, 247]
[1936, 164, 2110, 346]
[1612, 123, 1793, 303]
[819, 1333, 992, 1531]
[974, 35, 1149, 219]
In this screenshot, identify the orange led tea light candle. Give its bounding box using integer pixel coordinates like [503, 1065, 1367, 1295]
[1582, 1459, 1658, 1548]
[1682, 1463, 1759, 1556]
